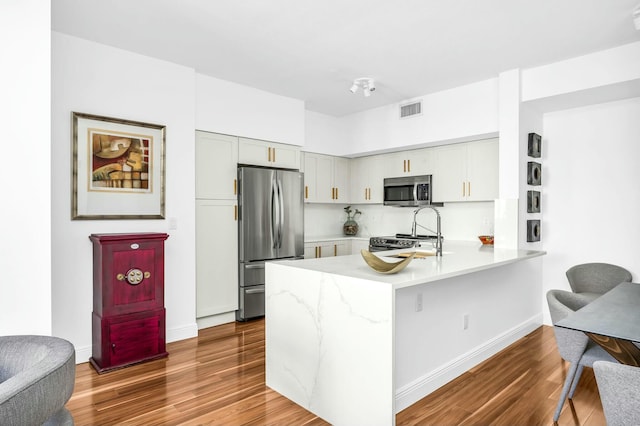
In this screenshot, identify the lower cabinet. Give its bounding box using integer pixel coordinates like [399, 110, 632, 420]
[92, 309, 166, 370]
[304, 240, 352, 258]
[196, 199, 238, 318]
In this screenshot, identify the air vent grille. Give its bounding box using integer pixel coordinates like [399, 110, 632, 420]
[400, 101, 422, 119]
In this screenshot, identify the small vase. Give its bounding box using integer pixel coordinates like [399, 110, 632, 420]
[343, 219, 359, 236]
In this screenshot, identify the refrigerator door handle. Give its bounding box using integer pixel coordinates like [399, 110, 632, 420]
[271, 178, 278, 249]
[277, 178, 284, 249]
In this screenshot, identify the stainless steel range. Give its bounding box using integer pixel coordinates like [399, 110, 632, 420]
[368, 234, 441, 252]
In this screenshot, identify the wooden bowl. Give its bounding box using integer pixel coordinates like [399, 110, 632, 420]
[361, 249, 416, 274]
[478, 235, 494, 245]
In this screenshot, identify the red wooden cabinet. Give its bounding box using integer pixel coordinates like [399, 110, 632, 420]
[89, 233, 169, 373]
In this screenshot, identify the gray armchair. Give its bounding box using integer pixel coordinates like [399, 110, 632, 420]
[0, 335, 75, 426]
[546, 289, 617, 422]
[593, 360, 640, 426]
[566, 263, 632, 301]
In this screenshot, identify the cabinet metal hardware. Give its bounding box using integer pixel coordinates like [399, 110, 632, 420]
[468, 182, 471, 197]
[245, 264, 265, 270]
[315, 246, 318, 258]
[305, 185, 309, 199]
[334, 245, 337, 256]
[268, 147, 272, 162]
[233, 179, 237, 195]
[319, 246, 322, 257]
[336, 188, 338, 199]
[408, 159, 411, 172]
[403, 159, 407, 172]
[462, 182, 466, 197]
[246, 287, 265, 294]
[272, 148, 275, 162]
[234, 204, 238, 221]
[364, 188, 368, 199]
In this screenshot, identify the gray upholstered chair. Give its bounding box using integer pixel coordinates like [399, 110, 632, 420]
[546, 289, 617, 422]
[593, 360, 640, 426]
[566, 262, 632, 301]
[0, 335, 76, 426]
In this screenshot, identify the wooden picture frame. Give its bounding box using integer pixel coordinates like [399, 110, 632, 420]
[72, 112, 166, 220]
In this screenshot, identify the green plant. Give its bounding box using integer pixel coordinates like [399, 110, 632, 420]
[344, 205, 362, 221]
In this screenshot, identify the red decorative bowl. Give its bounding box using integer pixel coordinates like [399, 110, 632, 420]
[478, 235, 494, 245]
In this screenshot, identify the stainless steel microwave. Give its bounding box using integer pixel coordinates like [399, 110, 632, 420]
[383, 175, 433, 207]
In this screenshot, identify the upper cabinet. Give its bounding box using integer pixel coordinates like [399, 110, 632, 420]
[238, 137, 301, 169]
[195, 131, 238, 200]
[384, 148, 433, 178]
[432, 138, 498, 202]
[350, 155, 385, 204]
[303, 153, 350, 203]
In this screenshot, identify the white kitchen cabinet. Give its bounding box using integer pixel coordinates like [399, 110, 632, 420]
[195, 131, 238, 200]
[238, 137, 300, 169]
[432, 138, 498, 202]
[350, 155, 385, 204]
[304, 240, 352, 258]
[195, 199, 238, 318]
[303, 152, 350, 203]
[350, 239, 370, 254]
[384, 148, 433, 178]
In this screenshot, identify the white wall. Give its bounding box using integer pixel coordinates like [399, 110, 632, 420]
[0, 0, 52, 335]
[51, 33, 199, 361]
[304, 111, 350, 155]
[196, 74, 305, 145]
[541, 97, 640, 323]
[344, 78, 499, 155]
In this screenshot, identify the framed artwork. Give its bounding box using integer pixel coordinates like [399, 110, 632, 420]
[527, 161, 542, 186]
[72, 112, 166, 220]
[528, 133, 542, 158]
[527, 190, 541, 213]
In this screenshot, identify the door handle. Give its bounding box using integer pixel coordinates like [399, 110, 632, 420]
[245, 287, 265, 294]
[245, 264, 265, 270]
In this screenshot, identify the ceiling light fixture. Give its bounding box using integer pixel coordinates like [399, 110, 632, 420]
[349, 78, 376, 97]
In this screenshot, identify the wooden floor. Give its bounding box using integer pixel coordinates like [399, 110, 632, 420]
[67, 320, 606, 425]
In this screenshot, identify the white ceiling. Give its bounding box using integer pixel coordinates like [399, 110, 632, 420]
[52, 0, 640, 117]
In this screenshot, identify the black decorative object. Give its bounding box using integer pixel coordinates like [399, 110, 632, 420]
[527, 162, 542, 186]
[527, 190, 541, 213]
[528, 133, 542, 158]
[527, 220, 541, 242]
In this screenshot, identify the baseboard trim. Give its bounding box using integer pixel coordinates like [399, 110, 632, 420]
[196, 311, 236, 330]
[395, 314, 543, 412]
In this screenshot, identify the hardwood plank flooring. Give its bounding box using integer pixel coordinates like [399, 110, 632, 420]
[67, 320, 606, 425]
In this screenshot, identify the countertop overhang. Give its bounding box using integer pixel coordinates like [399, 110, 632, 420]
[272, 241, 545, 289]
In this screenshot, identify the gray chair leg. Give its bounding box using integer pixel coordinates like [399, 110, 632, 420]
[554, 362, 580, 422]
[568, 364, 584, 399]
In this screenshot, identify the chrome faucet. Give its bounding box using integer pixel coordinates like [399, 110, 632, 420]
[411, 206, 443, 257]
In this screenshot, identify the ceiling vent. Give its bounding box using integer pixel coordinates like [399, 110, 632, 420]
[399, 100, 422, 119]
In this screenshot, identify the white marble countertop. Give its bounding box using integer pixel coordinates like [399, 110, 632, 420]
[273, 241, 546, 290]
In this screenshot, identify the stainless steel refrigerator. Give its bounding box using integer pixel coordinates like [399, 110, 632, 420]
[237, 166, 304, 321]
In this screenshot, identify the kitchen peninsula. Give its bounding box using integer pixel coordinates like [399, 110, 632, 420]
[265, 241, 545, 426]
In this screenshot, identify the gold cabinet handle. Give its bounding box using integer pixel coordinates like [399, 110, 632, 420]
[403, 159, 407, 173]
[335, 187, 338, 200]
[407, 159, 411, 172]
[364, 188, 368, 200]
[334, 245, 337, 256]
[467, 182, 471, 197]
[268, 147, 272, 162]
[318, 246, 322, 257]
[233, 179, 237, 195]
[462, 182, 466, 197]
[315, 246, 318, 258]
[272, 147, 275, 162]
[234, 204, 238, 221]
[305, 185, 309, 199]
